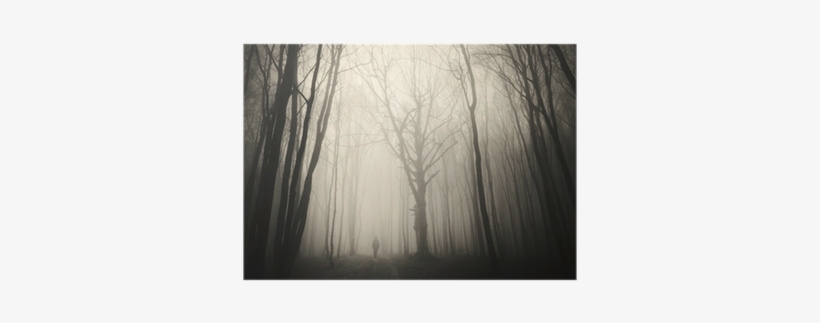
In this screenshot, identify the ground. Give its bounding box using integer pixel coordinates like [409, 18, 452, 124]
[288, 253, 571, 279]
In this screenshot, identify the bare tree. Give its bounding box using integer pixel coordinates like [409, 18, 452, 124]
[453, 45, 500, 275]
[357, 46, 457, 258]
[245, 44, 300, 279]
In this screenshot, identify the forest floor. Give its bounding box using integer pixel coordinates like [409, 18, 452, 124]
[288, 254, 570, 279]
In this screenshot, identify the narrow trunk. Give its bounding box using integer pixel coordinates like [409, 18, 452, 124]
[280, 45, 343, 276]
[460, 45, 499, 276]
[548, 44, 576, 93]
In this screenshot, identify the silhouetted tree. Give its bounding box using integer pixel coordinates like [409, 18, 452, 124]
[454, 45, 500, 276]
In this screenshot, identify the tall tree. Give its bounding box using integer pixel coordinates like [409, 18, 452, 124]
[455, 45, 500, 276]
[245, 44, 300, 279]
[358, 46, 457, 258]
[277, 45, 345, 276]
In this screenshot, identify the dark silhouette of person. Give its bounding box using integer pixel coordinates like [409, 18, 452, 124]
[372, 236, 380, 259]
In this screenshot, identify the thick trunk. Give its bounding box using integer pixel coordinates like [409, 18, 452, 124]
[269, 45, 323, 278]
[413, 199, 430, 256]
[266, 45, 340, 277]
[246, 44, 299, 279]
[270, 57, 300, 274]
[284, 46, 343, 275]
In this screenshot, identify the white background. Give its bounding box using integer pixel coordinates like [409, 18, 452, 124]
[1, 1, 818, 322]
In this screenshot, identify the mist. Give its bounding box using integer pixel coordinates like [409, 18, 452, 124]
[244, 44, 576, 279]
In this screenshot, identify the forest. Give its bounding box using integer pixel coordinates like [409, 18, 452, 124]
[243, 44, 576, 279]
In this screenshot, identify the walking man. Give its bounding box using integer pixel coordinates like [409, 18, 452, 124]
[372, 236, 380, 259]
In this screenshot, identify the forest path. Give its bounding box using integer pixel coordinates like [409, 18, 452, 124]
[369, 256, 399, 279]
[290, 254, 565, 279]
[293, 254, 558, 279]
[290, 254, 404, 279]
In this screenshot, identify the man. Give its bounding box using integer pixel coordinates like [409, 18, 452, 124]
[372, 236, 380, 259]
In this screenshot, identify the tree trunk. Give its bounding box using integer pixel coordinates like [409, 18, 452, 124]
[460, 45, 500, 276]
[548, 45, 576, 93]
[246, 44, 299, 279]
[278, 45, 343, 277]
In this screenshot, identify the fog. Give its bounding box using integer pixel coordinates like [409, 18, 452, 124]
[244, 44, 576, 279]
